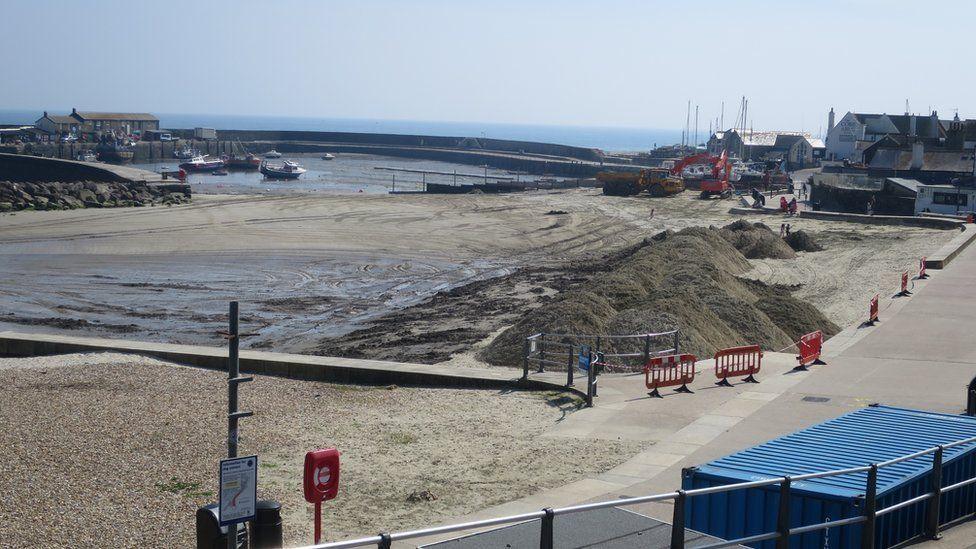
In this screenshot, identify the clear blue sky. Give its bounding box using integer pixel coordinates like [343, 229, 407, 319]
[2, 0, 973, 132]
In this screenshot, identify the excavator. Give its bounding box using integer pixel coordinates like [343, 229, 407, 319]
[670, 151, 734, 199]
[598, 167, 685, 197]
[599, 151, 733, 199]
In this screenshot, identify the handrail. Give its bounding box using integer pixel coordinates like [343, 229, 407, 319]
[304, 431, 976, 549]
[531, 330, 678, 340]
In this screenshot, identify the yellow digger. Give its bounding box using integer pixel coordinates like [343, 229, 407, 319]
[598, 168, 685, 197]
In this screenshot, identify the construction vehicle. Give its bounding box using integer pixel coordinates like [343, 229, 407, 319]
[671, 151, 734, 199]
[598, 167, 685, 197]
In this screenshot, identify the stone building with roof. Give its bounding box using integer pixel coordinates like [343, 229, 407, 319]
[34, 112, 82, 137]
[706, 129, 824, 168]
[33, 108, 159, 139]
[69, 108, 159, 137]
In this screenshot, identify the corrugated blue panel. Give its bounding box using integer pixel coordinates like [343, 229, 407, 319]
[697, 406, 976, 497]
[683, 405, 976, 548]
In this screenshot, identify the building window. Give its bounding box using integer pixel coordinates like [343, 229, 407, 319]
[933, 192, 968, 206]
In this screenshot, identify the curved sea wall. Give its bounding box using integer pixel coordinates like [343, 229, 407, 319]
[168, 129, 605, 162]
[0, 153, 162, 183]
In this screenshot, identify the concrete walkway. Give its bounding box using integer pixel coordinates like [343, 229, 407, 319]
[596, 233, 976, 545]
[405, 236, 976, 547]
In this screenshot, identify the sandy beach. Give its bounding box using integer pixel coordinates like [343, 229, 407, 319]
[0, 189, 957, 358]
[0, 353, 643, 548]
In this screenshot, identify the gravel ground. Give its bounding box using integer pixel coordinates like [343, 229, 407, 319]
[0, 353, 644, 548]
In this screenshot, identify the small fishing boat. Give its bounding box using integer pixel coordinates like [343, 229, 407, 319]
[260, 159, 306, 179]
[76, 150, 97, 162]
[179, 155, 225, 172]
[223, 153, 262, 170]
[174, 146, 199, 160]
[264, 149, 283, 159]
[321, 153, 335, 160]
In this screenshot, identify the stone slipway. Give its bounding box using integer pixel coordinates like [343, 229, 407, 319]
[0, 331, 571, 393]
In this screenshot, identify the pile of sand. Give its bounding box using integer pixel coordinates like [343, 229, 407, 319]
[785, 230, 824, 252]
[718, 220, 797, 259]
[480, 227, 839, 368]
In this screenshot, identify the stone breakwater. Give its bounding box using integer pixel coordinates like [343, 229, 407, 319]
[0, 181, 190, 212]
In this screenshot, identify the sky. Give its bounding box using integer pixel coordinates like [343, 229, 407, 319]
[2, 0, 974, 132]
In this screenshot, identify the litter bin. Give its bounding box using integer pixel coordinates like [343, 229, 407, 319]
[196, 504, 248, 549]
[249, 500, 283, 549]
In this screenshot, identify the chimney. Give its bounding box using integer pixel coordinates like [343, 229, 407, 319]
[43, 111, 47, 117]
[909, 115, 917, 137]
[911, 141, 924, 170]
[828, 108, 835, 132]
[71, 107, 77, 115]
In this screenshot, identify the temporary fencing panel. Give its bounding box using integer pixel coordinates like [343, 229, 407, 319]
[714, 345, 762, 386]
[796, 330, 824, 369]
[643, 353, 696, 398]
[869, 294, 880, 324]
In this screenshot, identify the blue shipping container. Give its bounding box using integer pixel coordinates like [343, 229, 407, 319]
[682, 405, 976, 549]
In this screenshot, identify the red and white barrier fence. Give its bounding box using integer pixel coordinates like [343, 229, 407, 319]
[714, 345, 762, 386]
[643, 353, 696, 398]
[868, 294, 880, 325]
[795, 330, 825, 370]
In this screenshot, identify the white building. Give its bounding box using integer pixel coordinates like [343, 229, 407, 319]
[824, 110, 944, 162]
[915, 185, 976, 216]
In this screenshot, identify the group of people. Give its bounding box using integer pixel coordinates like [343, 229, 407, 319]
[779, 195, 798, 216]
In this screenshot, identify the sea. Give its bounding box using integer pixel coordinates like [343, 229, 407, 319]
[0, 109, 683, 152]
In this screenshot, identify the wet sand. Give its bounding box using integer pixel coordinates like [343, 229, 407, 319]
[0, 190, 957, 357]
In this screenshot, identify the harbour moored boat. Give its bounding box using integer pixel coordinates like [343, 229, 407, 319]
[222, 153, 262, 170]
[174, 146, 199, 160]
[179, 155, 225, 172]
[321, 153, 335, 160]
[76, 150, 97, 162]
[264, 149, 283, 159]
[260, 159, 306, 179]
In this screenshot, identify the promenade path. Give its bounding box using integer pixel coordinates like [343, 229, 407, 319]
[407, 233, 976, 547]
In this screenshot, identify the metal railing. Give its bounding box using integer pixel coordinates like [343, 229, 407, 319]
[297, 434, 976, 549]
[521, 330, 679, 407]
[523, 330, 679, 376]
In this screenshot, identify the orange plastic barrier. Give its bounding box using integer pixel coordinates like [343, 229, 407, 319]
[919, 257, 928, 279]
[899, 271, 911, 296]
[868, 294, 880, 324]
[643, 353, 696, 398]
[795, 331, 824, 370]
[714, 345, 762, 386]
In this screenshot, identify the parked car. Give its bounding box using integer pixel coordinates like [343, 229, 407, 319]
[61, 134, 77, 142]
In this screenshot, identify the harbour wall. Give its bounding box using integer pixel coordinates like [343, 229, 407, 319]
[168, 129, 605, 162]
[0, 153, 163, 184]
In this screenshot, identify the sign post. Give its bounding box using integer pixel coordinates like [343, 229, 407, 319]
[219, 456, 258, 527]
[223, 302, 253, 548]
[304, 448, 341, 544]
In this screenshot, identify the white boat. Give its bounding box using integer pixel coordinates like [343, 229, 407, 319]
[180, 155, 225, 172]
[264, 149, 283, 159]
[260, 159, 306, 179]
[321, 153, 335, 160]
[75, 151, 97, 162]
[174, 146, 199, 160]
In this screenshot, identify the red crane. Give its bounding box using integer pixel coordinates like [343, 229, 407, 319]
[670, 151, 734, 199]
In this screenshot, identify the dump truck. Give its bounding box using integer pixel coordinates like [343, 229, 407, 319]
[598, 168, 685, 197]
